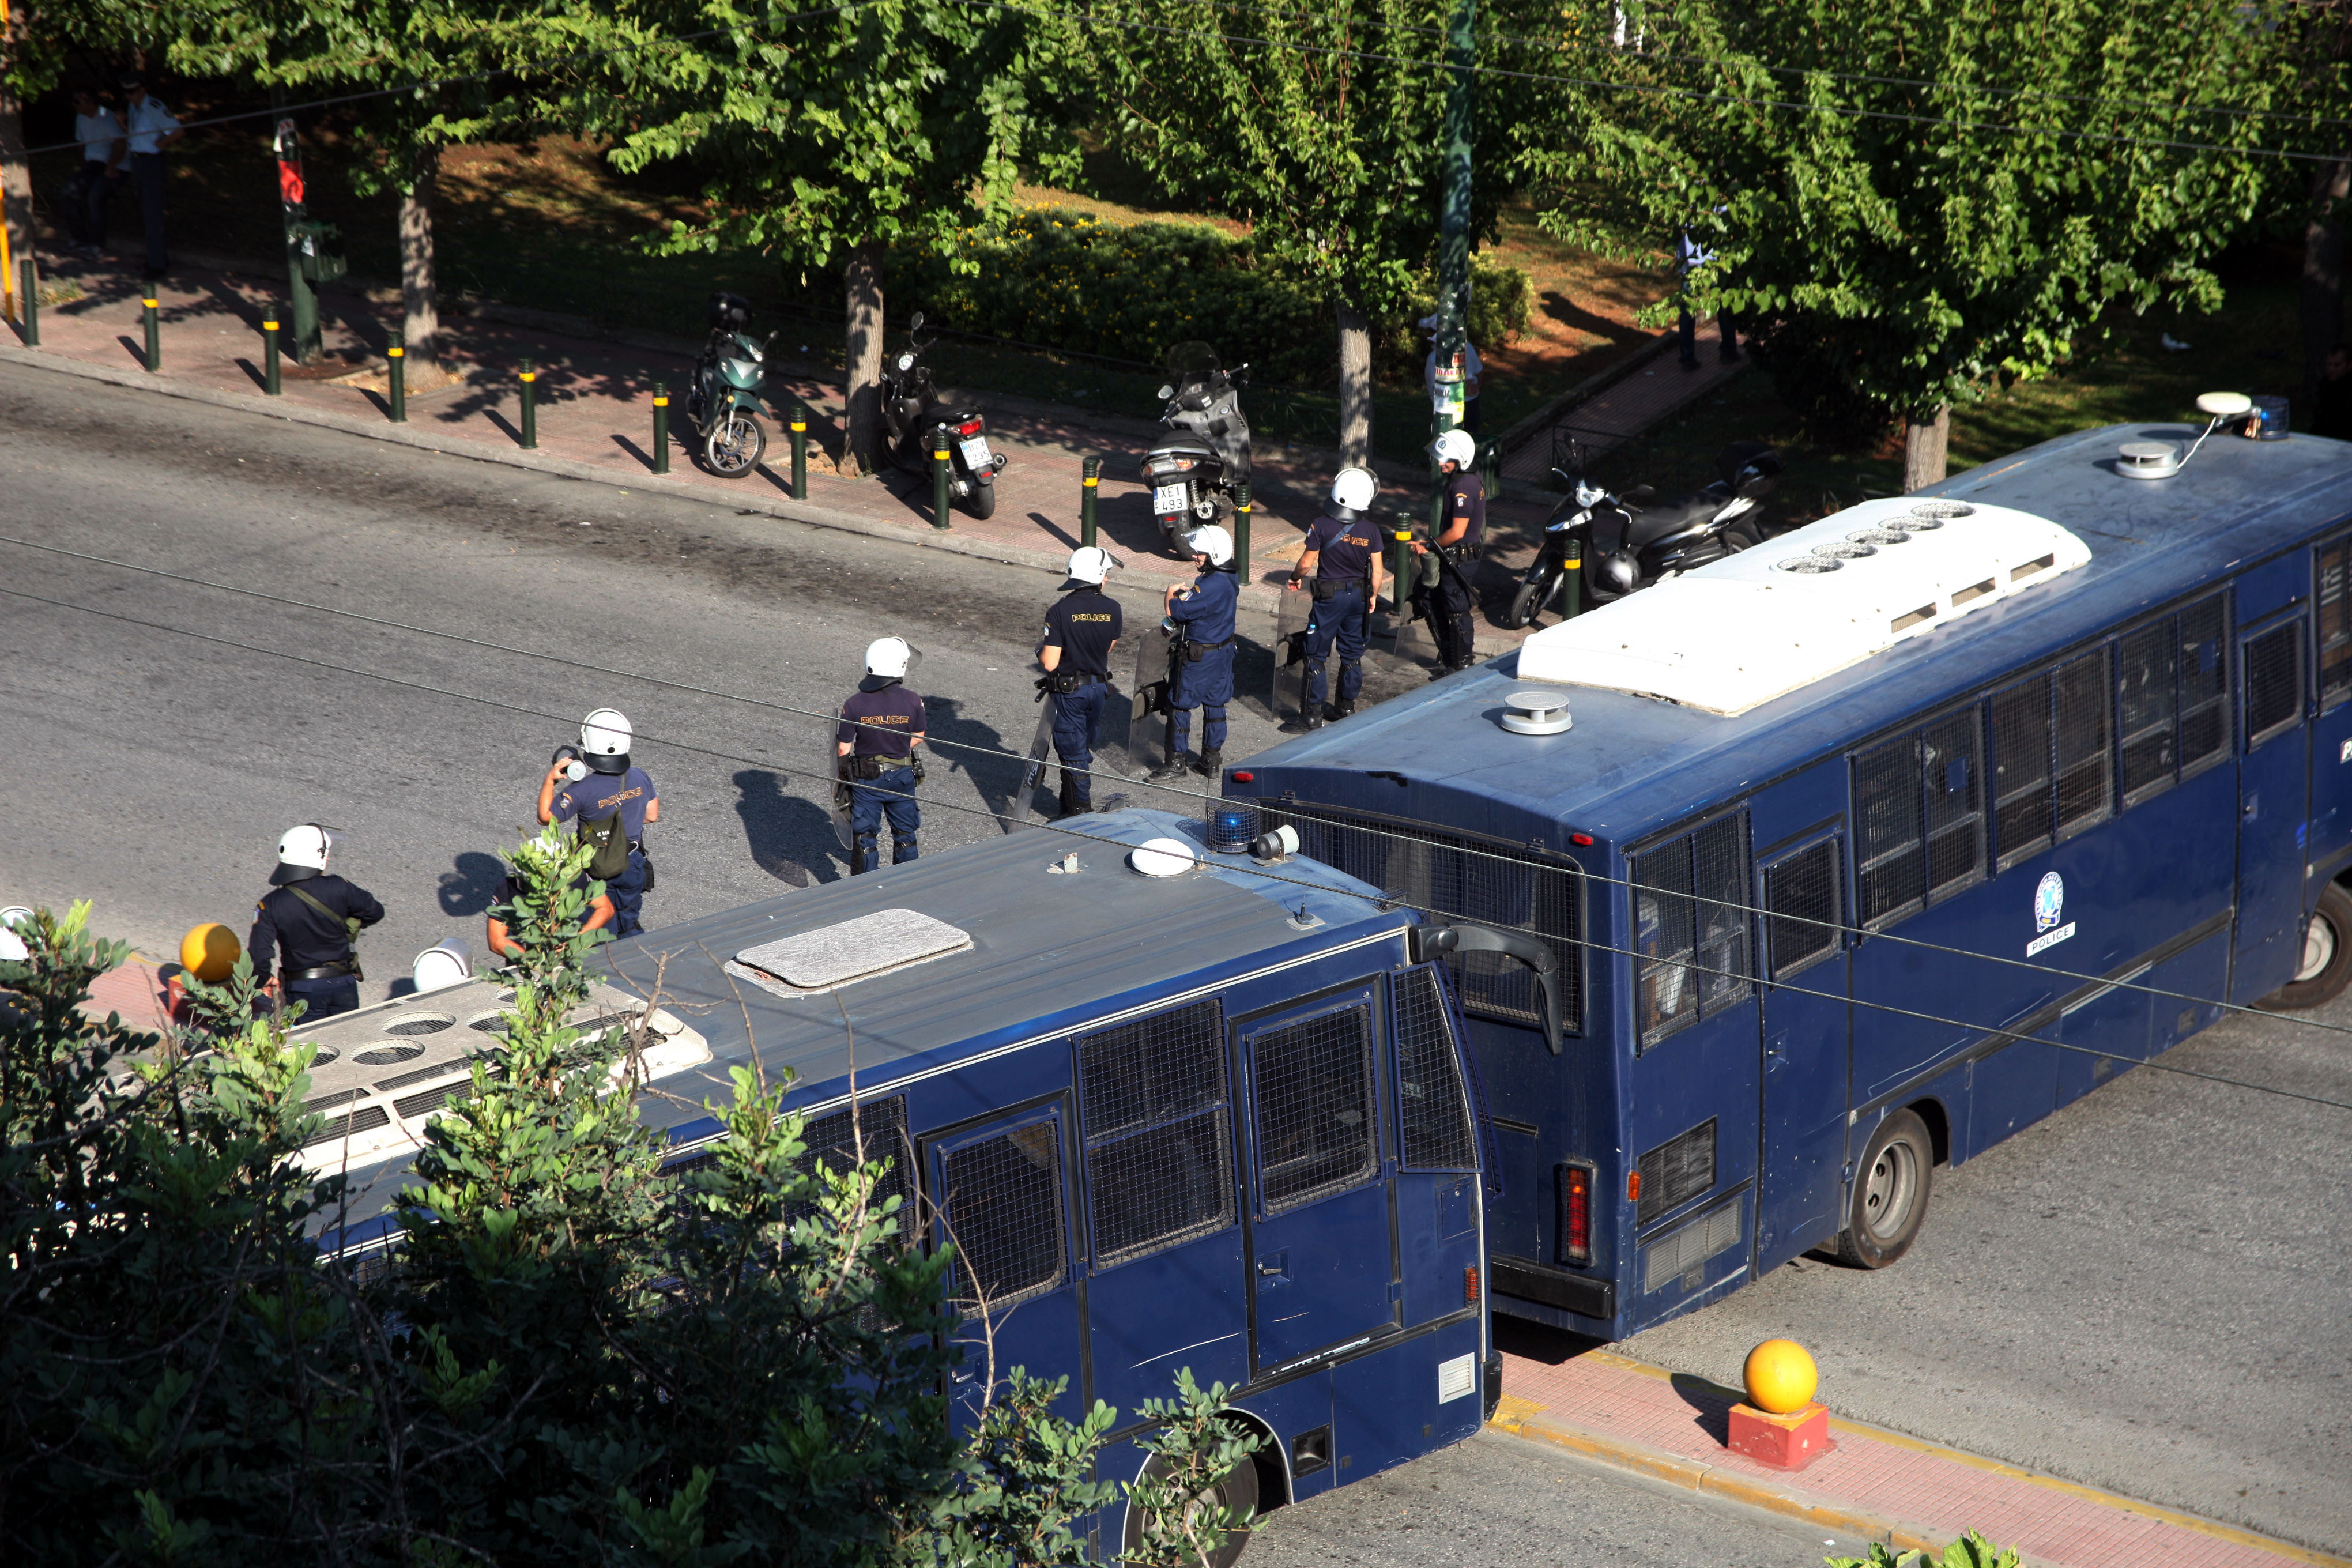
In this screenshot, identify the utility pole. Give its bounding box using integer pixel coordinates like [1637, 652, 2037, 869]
[1427, 0, 1475, 529]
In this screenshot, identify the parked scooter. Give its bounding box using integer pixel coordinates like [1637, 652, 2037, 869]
[880, 312, 1005, 519]
[1140, 342, 1252, 556]
[686, 292, 779, 478]
[1505, 441, 1782, 627]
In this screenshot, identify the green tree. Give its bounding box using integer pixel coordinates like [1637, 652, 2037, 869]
[1520, 0, 2308, 486]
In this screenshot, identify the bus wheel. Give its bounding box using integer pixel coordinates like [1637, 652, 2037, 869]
[1123, 1436, 1262, 1568]
[2255, 883, 2352, 1012]
[1835, 1109, 1932, 1269]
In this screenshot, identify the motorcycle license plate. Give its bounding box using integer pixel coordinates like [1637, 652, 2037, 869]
[1152, 483, 1189, 516]
[959, 436, 992, 469]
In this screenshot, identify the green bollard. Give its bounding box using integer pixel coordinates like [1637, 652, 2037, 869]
[790, 401, 809, 498]
[518, 359, 538, 450]
[1232, 480, 1253, 582]
[1563, 535, 1582, 619]
[387, 329, 407, 423]
[651, 382, 671, 474]
[19, 259, 37, 347]
[932, 430, 952, 529]
[263, 317, 282, 396]
[1081, 455, 1100, 548]
[142, 296, 160, 372]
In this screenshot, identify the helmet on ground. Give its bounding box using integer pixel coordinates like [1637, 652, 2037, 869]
[866, 636, 914, 679]
[581, 708, 632, 774]
[1067, 545, 1116, 585]
[1189, 525, 1235, 566]
[1329, 467, 1377, 512]
[1431, 429, 1477, 469]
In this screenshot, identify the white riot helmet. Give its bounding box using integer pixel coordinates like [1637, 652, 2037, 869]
[866, 636, 914, 679]
[1067, 545, 1116, 586]
[581, 708, 633, 775]
[1329, 466, 1377, 512]
[273, 823, 344, 884]
[1431, 428, 1477, 470]
[1189, 524, 1235, 567]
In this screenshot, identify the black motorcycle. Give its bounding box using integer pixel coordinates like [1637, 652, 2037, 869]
[1505, 442, 1782, 628]
[1140, 341, 1252, 556]
[880, 311, 1006, 519]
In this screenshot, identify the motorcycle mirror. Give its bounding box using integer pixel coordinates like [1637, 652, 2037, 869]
[908, 311, 925, 333]
[1157, 384, 1175, 401]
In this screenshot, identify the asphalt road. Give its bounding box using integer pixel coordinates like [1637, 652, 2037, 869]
[3, 357, 2346, 1561]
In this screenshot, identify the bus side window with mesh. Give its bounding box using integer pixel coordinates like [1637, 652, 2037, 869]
[941, 1119, 1068, 1310]
[1253, 1002, 1379, 1213]
[1990, 673, 2056, 868]
[1077, 999, 1236, 1269]
[2245, 619, 2305, 747]
[2320, 536, 2352, 710]
[2178, 594, 2231, 776]
[1633, 811, 1750, 1048]
[2053, 646, 2113, 837]
[1763, 838, 1841, 981]
[1392, 967, 1477, 1171]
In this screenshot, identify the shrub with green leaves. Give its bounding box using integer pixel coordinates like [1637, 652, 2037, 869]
[1829, 1531, 2023, 1568]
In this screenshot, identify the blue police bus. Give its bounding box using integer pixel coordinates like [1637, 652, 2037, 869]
[302, 809, 1532, 1556]
[1227, 420, 2352, 1339]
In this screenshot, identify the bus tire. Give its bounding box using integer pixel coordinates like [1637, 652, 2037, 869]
[1834, 1109, 1932, 1269]
[1122, 1433, 1262, 1568]
[2254, 883, 2352, 1012]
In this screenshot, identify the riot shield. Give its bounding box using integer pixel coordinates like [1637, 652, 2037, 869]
[820, 740, 854, 854]
[1127, 621, 1181, 777]
[1005, 698, 1057, 830]
[1096, 676, 1136, 779]
[1270, 586, 1313, 730]
[1380, 547, 1443, 666]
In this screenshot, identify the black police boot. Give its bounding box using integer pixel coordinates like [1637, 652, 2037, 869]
[1332, 701, 1356, 721]
[1305, 711, 1328, 729]
[1194, 748, 1224, 778]
[1054, 773, 1087, 818]
[1145, 753, 1193, 784]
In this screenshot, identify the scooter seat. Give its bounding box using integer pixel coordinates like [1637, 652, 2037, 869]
[1152, 434, 1218, 459]
[1625, 488, 1728, 549]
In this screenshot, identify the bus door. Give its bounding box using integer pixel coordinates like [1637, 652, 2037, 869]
[1237, 983, 1397, 1373]
[926, 1100, 1087, 1427]
[2233, 609, 2313, 1004]
[1754, 829, 1852, 1271]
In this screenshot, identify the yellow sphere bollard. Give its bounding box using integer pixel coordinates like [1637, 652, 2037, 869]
[1742, 1337, 1819, 1415]
[179, 922, 242, 983]
[1728, 1339, 1829, 1471]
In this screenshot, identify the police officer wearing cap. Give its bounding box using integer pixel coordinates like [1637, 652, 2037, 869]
[1146, 525, 1240, 783]
[247, 824, 385, 1020]
[538, 708, 658, 937]
[1289, 466, 1386, 729]
[1038, 546, 1124, 817]
[839, 636, 927, 872]
[1418, 429, 1487, 674]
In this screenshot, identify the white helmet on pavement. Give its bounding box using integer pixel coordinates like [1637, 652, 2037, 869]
[1329, 466, 1377, 512]
[866, 636, 914, 679]
[1067, 545, 1116, 585]
[1431, 428, 1477, 470]
[581, 708, 633, 774]
[1188, 525, 1235, 567]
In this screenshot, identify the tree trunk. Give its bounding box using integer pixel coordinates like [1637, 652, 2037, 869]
[0, 1, 31, 326]
[1902, 405, 1950, 492]
[399, 145, 442, 372]
[1336, 303, 1372, 468]
[2302, 155, 2351, 412]
[843, 241, 885, 475]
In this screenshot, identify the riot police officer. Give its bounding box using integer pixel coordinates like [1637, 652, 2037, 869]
[838, 636, 927, 872]
[246, 824, 385, 1020]
[1419, 428, 1487, 674]
[1038, 546, 1124, 817]
[538, 708, 658, 936]
[1147, 524, 1240, 784]
[1289, 466, 1386, 728]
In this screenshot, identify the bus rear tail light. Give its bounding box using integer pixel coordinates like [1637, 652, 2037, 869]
[1464, 1265, 1480, 1304]
[1559, 1160, 1596, 1266]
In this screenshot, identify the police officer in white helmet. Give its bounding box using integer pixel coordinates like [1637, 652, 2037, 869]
[538, 708, 659, 936]
[1420, 428, 1487, 675]
[1147, 523, 1241, 783]
[1287, 466, 1386, 728]
[837, 637, 928, 872]
[247, 824, 385, 1020]
[1034, 546, 1124, 817]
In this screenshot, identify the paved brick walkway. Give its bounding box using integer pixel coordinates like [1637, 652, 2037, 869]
[1498, 330, 1747, 494]
[1495, 1347, 2343, 1568]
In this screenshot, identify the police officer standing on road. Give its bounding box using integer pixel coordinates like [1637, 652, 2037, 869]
[1147, 525, 1240, 784]
[247, 824, 384, 1021]
[1417, 429, 1487, 675]
[1038, 546, 1123, 817]
[839, 636, 927, 872]
[1289, 466, 1386, 729]
[538, 708, 658, 937]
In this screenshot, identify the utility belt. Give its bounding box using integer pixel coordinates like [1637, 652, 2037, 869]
[1184, 635, 1235, 662]
[1310, 576, 1369, 602]
[846, 752, 915, 780]
[1043, 669, 1107, 695]
[286, 959, 359, 983]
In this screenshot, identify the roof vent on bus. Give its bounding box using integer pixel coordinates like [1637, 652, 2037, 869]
[2117, 393, 2254, 481]
[1500, 687, 1572, 734]
[729, 907, 974, 994]
[1129, 838, 1198, 877]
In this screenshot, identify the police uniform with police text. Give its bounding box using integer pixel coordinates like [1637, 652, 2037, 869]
[838, 680, 926, 871]
[549, 764, 657, 936]
[1039, 585, 1122, 812]
[248, 872, 385, 1021]
[1297, 507, 1381, 714]
[1166, 563, 1239, 764]
[1423, 467, 1486, 669]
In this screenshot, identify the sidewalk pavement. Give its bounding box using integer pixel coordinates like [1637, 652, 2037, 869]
[1493, 1345, 2347, 1568]
[1496, 328, 1747, 495]
[3, 246, 1559, 628]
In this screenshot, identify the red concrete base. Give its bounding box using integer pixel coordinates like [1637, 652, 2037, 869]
[1727, 1400, 1832, 1471]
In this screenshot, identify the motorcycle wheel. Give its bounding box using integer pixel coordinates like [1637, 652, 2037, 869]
[1723, 522, 1763, 552]
[1506, 568, 1556, 630]
[703, 412, 767, 478]
[964, 480, 998, 519]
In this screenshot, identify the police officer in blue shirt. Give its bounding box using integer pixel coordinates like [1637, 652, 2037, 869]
[1147, 525, 1240, 783]
[538, 708, 658, 936]
[247, 824, 384, 1020]
[1289, 466, 1387, 729]
[838, 636, 927, 872]
[1420, 429, 1488, 674]
[1038, 546, 1124, 817]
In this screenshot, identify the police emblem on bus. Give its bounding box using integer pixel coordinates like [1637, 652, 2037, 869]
[2033, 872, 2064, 933]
